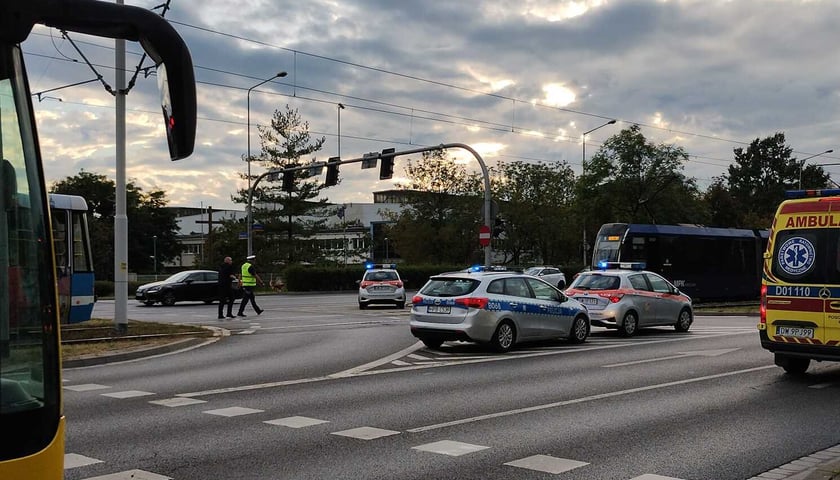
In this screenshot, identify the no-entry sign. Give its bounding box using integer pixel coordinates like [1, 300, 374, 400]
[479, 225, 491, 246]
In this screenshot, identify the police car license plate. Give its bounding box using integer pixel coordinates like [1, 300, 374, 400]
[427, 305, 451, 314]
[776, 326, 814, 338]
[372, 285, 393, 291]
[579, 297, 598, 305]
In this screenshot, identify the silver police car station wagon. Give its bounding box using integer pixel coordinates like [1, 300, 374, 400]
[410, 270, 590, 352]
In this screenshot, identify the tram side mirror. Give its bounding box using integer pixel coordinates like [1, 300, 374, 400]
[27, 0, 197, 160]
[1, 159, 16, 211]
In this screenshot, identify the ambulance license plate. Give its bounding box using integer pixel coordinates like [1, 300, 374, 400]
[427, 305, 451, 314]
[776, 326, 814, 338]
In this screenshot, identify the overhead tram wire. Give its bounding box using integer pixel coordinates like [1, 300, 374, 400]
[23, 45, 780, 171]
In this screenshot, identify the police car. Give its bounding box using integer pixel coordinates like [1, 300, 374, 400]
[357, 263, 406, 309]
[565, 262, 693, 337]
[410, 268, 590, 352]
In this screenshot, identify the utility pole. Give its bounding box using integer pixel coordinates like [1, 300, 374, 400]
[113, 0, 128, 334]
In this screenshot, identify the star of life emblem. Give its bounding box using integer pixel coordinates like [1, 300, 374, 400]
[778, 236, 815, 277]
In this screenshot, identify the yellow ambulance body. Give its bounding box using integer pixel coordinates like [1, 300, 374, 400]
[759, 189, 840, 373]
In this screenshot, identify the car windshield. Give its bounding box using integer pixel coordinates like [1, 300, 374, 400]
[570, 274, 620, 290]
[420, 278, 480, 297]
[166, 271, 192, 283]
[524, 267, 541, 275]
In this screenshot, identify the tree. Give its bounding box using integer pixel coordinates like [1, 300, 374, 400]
[578, 125, 706, 238]
[238, 105, 328, 266]
[490, 161, 578, 266]
[386, 149, 484, 264]
[50, 170, 179, 279]
[725, 132, 829, 228]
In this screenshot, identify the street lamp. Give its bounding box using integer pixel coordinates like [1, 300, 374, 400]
[152, 235, 157, 276]
[581, 119, 617, 266]
[384, 237, 389, 261]
[246, 71, 287, 256]
[797, 149, 834, 189]
[337, 103, 345, 157]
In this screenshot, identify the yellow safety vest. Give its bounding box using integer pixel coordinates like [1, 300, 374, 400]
[241, 262, 256, 286]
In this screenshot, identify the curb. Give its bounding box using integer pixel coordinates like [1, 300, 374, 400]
[63, 325, 228, 368]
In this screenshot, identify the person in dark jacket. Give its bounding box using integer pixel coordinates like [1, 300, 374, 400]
[217, 256, 237, 319]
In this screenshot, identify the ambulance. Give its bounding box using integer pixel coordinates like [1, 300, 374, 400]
[759, 189, 840, 373]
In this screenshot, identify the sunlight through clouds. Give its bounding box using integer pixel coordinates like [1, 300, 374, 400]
[523, 0, 608, 22]
[540, 83, 576, 107]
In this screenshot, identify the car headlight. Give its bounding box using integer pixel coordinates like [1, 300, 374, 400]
[148, 286, 161, 293]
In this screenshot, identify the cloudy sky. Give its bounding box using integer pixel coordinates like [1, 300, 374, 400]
[23, 0, 840, 211]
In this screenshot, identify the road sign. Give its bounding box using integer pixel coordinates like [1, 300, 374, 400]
[479, 225, 491, 246]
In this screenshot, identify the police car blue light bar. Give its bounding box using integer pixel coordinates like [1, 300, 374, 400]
[785, 188, 840, 199]
[365, 262, 397, 270]
[598, 261, 646, 270]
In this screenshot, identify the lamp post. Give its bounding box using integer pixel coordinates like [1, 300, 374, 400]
[384, 237, 389, 261]
[337, 103, 345, 157]
[581, 119, 617, 266]
[246, 71, 286, 256]
[152, 235, 157, 276]
[797, 149, 834, 189]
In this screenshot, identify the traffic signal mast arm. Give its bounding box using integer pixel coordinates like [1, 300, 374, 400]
[256, 143, 494, 265]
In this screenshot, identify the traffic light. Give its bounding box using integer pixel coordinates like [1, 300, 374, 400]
[325, 157, 340, 187]
[380, 148, 395, 180]
[281, 170, 294, 192]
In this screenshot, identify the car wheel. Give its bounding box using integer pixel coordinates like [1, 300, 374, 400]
[396, 301, 405, 309]
[421, 337, 443, 350]
[775, 353, 810, 374]
[675, 308, 692, 332]
[619, 311, 638, 337]
[568, 315, 589, 344]
[491, 321, 516, 352]
[161, 291, 176, 306]
[358, 302, 367, 310]
[143, 300, 155, 306]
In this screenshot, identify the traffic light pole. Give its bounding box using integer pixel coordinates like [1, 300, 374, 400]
[266, 143, 494, 265]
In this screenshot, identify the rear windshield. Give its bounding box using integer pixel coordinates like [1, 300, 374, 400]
[570, 273, 620, 290]
[420, 277, 480, 297]
[772, 229, 840, 284]
[365, 271, 399, 281]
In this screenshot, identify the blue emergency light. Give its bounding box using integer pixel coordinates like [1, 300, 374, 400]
[365, 262, 397, 270]
[785, 188, 840, 199]
[598, 261, 646, 270]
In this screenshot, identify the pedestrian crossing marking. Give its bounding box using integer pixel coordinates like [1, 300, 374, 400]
[79, 469, 171, 480]
[65, 453, 103, 469]
[149, 397, 207, 407]
[265, 416, 330, 428]
[331, 426, 400, 440]
[101, 390, 154, 399]
[412, 440, 489, 456]
[504, 454, 589, 474]
[64, 383, 110, 392]
[203, 406, 264, 417]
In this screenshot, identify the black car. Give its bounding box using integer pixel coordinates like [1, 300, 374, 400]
[135, 270, 241, 306]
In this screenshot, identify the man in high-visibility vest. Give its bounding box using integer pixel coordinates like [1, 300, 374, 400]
[237, 254, 265, 316]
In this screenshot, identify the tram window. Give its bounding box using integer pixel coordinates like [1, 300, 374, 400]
[71, 212, 91, 272]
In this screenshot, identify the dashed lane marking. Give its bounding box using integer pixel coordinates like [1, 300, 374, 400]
[203, 406, 264, 417]
[64, 383, 111, 392]
[149, 397, 207, 407]
[629, 475, 686, 480]
[79, 470, 171, 480]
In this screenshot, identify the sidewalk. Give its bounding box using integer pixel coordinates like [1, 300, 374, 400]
[749, 445, 840, 480]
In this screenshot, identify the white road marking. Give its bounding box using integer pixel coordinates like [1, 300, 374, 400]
[257, 319, 402, 331]
[330, 341, 424, 378]
[504, 454, 588, 474]
[264, 416, 330, 428]
[809, 382, 834, 389]
[602, 348, 740, 368]
[331, 426, 400, 440]
[64, 453, 103, 469]
[101, 390, 155, 399]
[64, 383, 110, 392]
[412, 440, 489, 456]
[406, 365, 775, 433]
[237, 329, 256, 335]
[79, 470, 171, 480]
[149, 397, 207, 407]
[203, 406, 264, 417]
[629, 475, 686, 480]
[391, 360, 412, 366]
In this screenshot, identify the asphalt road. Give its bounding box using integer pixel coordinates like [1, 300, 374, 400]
[62, 295, 840, 479]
